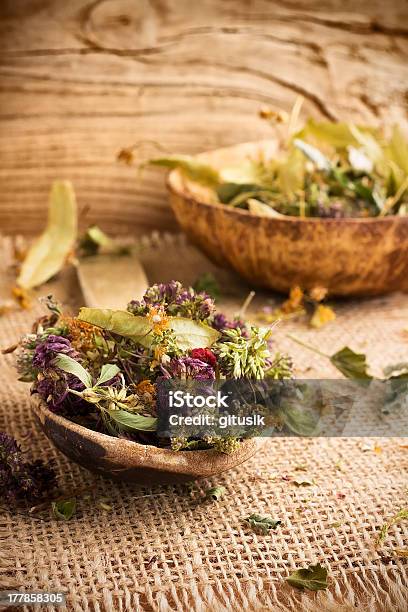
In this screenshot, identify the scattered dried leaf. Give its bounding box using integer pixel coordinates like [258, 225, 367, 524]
[205, 486, 226, 501]
[244, 514, 281, 535]
[292, 477, 315, 487]
[52, 498, 76, 521]
[376, 508, 408, 547]
[286, 563, 328, 591]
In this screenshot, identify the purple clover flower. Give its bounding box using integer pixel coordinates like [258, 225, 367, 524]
[32, 335, 86, 413]
[33, 335, 78, 369]
[212, 313, 248, 336]
[0, 431, 56, 501]
[35, 370, 86, 412]
[127, 281, 215, 321]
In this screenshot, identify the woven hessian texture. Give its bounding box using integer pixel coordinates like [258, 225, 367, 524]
[0, 234, 407, 612]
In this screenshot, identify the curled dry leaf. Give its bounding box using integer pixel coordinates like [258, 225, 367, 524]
[244, 514, 281, 534]
[78, 307, 221, 351]
[17, 181, 77, 290]
[286, 563, 328, 591]
[205, 486, 226, 501]
[52, 498, 76, 521]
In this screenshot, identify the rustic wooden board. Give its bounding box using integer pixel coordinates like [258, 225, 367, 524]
[0, 0, 407, 236]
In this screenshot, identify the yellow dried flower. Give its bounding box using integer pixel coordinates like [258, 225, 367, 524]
[147, 306, 169, 334]
[310, 304, 336, 328]
[136, 380, 156, 397]
[281, 286, 304, 314]
[309, 286, 328, 302]
[12, 286, 31, 310]
[64, 317, 100, 352]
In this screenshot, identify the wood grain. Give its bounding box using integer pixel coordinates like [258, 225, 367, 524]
[0, 0, 407, 236]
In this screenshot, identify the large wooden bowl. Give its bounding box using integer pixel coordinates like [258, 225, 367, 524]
[31, 395, 263, 484]
[167, 140, 408, 296]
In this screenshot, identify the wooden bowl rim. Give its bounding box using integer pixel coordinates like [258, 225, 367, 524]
[166, 139, 406, 225]
[31, 394, 263, 475]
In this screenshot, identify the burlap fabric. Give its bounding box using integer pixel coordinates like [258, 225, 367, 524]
[0, 234, 407, 612]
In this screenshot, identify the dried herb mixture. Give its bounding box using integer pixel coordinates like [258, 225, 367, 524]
[11, 285, 292, 452]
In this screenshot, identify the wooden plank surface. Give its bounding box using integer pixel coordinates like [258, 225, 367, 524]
[0, 0, 407, 236]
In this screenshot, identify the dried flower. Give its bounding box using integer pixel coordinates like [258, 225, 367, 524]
[281, 286, 304, 314]
[212, 313, 248, 336]
[169, 356, 215, 380]
[190, 348, 217, 367]
[33, 335, 78, 370]
[65, 317, 100, 352]
[147, 305, 169, 334]
[35, 369, 85, 412]
[128, 281, 215, 321]
[217, 327, 272, 378]
[0, 432, 56, 502]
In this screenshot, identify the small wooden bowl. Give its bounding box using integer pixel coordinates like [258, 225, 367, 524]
[31, 395, 263, 484]
[167, 140, 408, 296]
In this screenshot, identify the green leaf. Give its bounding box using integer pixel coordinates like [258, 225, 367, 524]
[376, 508, 408, 546]
[383, 362, 408, 380]
[286, 563, 328, 591]
[297, 119, 355, 148]
[52, 498, 76, 521]
[292, 476, 315, 487]
[205, 486, 226, 501]
[193, 272, 221, 301]
[388, 125, 408, 174]
[279, 404, 319, 436]
[78, 308, 221, 350]
[296, 118, 373, 149]
[17, 181, 77, 289]
[247, 199, 283, 217]
[53, 353, 92, 388]
[348, 124, 383, 164]
[244, 514, 281, 535]
[278, 147, 305, 197]
[149, 156, 220, 187]
[330, 346, 372, 380]
[78, 308, 153, 347]
[169, 317, 220, 351]
[216, 182, 261, 204]
[79, 225, 129, 257]
[293, 139, 331, 171]
[96, 363, 121, 386]
[108, 409, 157, 432]
[219, 160, 271, 186]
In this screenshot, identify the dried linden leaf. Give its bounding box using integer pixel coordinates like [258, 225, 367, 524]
[170, 318, 221, 351]
[17, 181, 77, 289]
[286, 563, 328, 591]
[247, 199, 283, 218]
[53, 353, 92, 388]
[78, 308, 220, 350]
[149, 156, 220, 187]
[292, 476, 315, 487]
[107, 410, 157, 432]
[330, 346, 372, 380]
[52, 498, 76, 521]
[244, 514, 281, 535]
